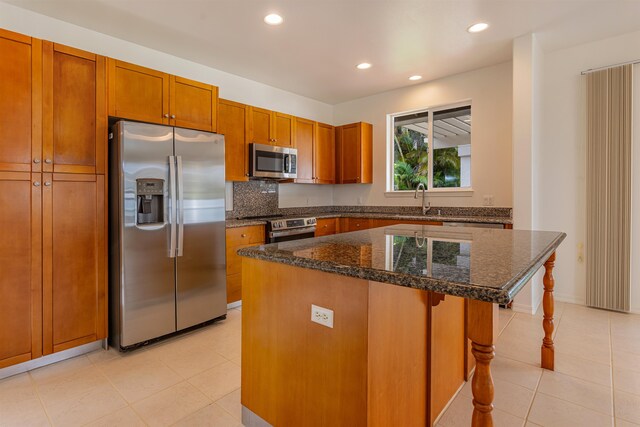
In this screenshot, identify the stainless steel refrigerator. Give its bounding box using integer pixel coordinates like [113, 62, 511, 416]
[109, 120, 226, 350]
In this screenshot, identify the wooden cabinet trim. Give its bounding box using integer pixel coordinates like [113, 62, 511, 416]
[0, 28, 32, 44]
[53, 43, 96, 60]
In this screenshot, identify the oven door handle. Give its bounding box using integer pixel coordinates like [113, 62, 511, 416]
[269, 227, 316, 239]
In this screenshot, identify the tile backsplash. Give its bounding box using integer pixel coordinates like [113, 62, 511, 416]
[230, 181, 279, 218]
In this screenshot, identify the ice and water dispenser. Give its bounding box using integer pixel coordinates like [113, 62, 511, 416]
[136, 179, 164, 225]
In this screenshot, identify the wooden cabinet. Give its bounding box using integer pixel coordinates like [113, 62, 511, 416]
[0, 31, 108, 368]
[42, 174, 106, 354]
[248, 107, 293, 148]
[315, 123, 335, 184]
[315, 218, 338, 237]
[294, 118, 335, 184]
[107, 59, 218, 132]
[218, 99, 249, 181]
[335, 122, 373, 184]
[43, 42, 107, 175]
[0, 171, 42, 369]
[0, 29, 42, 173]
[293, 117, 315, 183]
[226, 225, 265, 303]
[371, 219, 444, 228]
[345, 218, 373, 232]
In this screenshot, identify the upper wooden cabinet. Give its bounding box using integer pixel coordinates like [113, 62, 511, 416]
[170, 76, 218, 132]
[43, 42, 107, 174]
[107, 59, 218, 132]
[218, 98, 249, 181]
[248, 106, 294, 148]
[0, 29, 42, 173]
[335, 122, 373, 184]
[293, 117, 315, 183]
[294, 119, 335, 184]
[315, 122, 335, 184]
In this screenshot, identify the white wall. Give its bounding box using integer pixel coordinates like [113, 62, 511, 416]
[0, 1, 334, 210]
[332, 62, 513, 208]
[511, 34, 545, 314]
[536, 29, 640, 312]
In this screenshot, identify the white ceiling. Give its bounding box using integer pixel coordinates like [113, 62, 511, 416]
[5, 0, 640, 104]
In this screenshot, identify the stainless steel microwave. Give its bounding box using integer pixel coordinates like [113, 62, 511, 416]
[249, 143, 297, 179]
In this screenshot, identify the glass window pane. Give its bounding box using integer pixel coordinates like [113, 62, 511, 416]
[432, 106, 471, 188]
[393, 110, 429, 191]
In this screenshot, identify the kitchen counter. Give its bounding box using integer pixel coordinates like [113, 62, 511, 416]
[225, 212, 512, 229]
[238, 224, 564, 304]
[239, 224, 565, 426]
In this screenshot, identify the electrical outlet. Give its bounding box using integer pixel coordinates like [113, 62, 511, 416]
[357, 197, 363, 205]
[577, 242, 584, 263]
[483, 195, 494, 206]
[311, 304, 334, 328]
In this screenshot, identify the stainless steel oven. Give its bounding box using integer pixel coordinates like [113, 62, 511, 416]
[266, 217, 316, 243]
[250, 143, 297, 179]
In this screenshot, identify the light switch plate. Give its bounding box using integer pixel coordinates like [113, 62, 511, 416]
[311, 304, 334, 328]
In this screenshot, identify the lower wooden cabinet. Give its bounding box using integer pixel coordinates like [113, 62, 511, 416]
[315, 218, 338, 237]
[226, 225, 265, 303]
[0, 171, 41, 369]
[42, 173, 106, 354]
[345, 218, 373, 232]
[0, 172, 107, 368]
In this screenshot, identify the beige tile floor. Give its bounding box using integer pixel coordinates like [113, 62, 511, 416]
[1, 303, 639, 426]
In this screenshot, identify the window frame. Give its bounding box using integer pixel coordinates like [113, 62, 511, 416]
[386, 100, 473, 196]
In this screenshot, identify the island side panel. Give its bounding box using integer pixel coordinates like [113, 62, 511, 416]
[367, 281, 428, 427]
[241, 258, 369, 426]
[430, 294, 466, 425]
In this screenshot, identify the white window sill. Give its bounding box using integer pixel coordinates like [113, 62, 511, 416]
[384, 188, 474, 198]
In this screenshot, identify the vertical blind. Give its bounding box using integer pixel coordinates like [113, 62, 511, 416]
[586, 64, 632, 312]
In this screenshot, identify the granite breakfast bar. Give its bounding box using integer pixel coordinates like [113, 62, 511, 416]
[238, 224, 566, 426]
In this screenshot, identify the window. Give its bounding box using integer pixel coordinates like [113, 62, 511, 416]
[390, 104, 471, 191]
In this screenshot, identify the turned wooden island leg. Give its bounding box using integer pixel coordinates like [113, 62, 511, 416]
[468, 300, 497, 427]
[541, 252, 556, 370]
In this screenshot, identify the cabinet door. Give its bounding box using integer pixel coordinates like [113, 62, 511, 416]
[42, 173, 106, 354]
[219, 99, 249, 181]
[0, 30, 42, 173]
[248, 106, 271, 145]
[293, 117, 314, 183]
[43, 43, 107, 175]
[0, 172, 42, 368]
[273, 112, 293, 148]
[170, 76, 218, 132]
[107, 59, 170, 125]
[315, 218, 337, 237]
[315, 122, 335, 184]
[347, 218, 372, 232]
[337, 123, 361, 183]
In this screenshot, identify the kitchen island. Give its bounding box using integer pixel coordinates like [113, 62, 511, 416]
[238, 224, 565, 426]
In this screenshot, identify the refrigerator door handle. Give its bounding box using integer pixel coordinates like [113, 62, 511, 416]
[169, 155, 177, 258]
[177, 155, 184, 257]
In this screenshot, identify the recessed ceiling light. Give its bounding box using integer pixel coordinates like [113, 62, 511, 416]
[409, 75, 422, 81]
[356, 62, 372, 70]
[467, 22, 489, 33]
[264, 13, 284, 25]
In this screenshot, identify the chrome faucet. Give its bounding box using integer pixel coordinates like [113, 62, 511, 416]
[414, 183, 431, 215]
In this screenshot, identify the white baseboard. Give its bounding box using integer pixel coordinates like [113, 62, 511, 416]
[0, 340, 104, 380]
[227, 301, 242, 309]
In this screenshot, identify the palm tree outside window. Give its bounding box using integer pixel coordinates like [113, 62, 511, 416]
[391, 105, 471, 191]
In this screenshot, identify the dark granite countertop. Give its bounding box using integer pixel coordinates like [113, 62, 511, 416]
[237, 224, 566, 304]
[226, 212, 511, 228]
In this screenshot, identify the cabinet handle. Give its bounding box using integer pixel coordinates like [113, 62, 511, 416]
[164, 114, 169, 118]
[323, 225, 328, 228]
[44, 159, 52, 164]
[245, 173, 249, 177]
[171, 114, 176, 119]
[33, 158, 40, 164]
[241, 233, 247, 237]
[44, 181, 51, 186]
[33, 181, 40, 187]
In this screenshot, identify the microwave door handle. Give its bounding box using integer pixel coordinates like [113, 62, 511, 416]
[284, 154, 290, 173]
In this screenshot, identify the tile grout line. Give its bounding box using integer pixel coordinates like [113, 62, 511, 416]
[28, 371, 55, 427]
